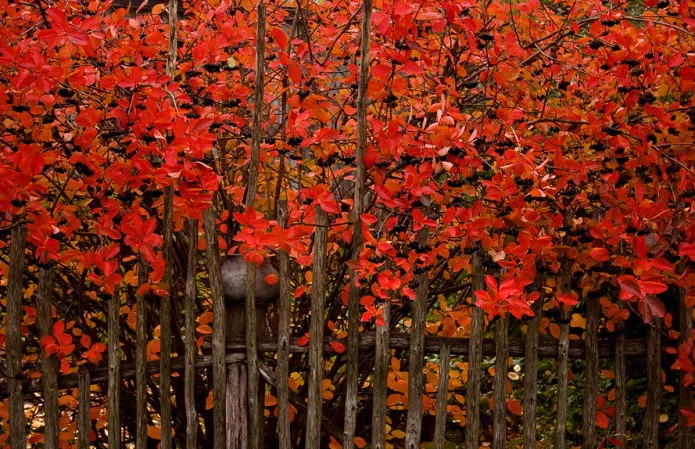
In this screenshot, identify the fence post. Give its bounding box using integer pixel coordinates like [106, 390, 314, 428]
[108, 286, 122, 448]
[644, 319, 662, 449]
[185, 218, 198, 449]
[277, 201, 291, 449]
[405, 230, 430, 449]
[344, 0, 372, 446]
[523, 269, 544, 449]
[371, 297, 390, 449]
[465, 250, 484, 449]
[203, 204, 227, 449]
[493, 314, 509, 449]
[678, 277, 693, 449]
[557, 210, 573, 449]
[434, 343, 451, 449]
[37, 265, 58, 449]
[78, 369, 91, 449]
[583, 293, 600, 449]
[135, 255, 148, 449]
[8, 225, 27, 449]
[614, 304, 627, 445]
[305, 207, 328, 449]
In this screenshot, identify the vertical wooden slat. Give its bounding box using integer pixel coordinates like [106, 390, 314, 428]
[371, 299, 390, 449]
[405, 231, 430, 449]
[434, 343, 451, 449]
[557, 210, 573, 449]
[582, 295, 599, 449]
[614, 307, 627, 445]
[203, 204, 227, 449]
[643, 320, 662, 449]
[7, 225, 26, 449]
[108, 286, 121, 448]
[523, 270, 544, 449]
[136, 255, 148, 449]
[465, 251, 484, 449]
[185, 218, 198, 449]
[245, 3, 266, 447]
[277, 201, 291, 449]
[160, 0, 177, 445]
[493, 315, 509, 449]
[37, 266, 58, 448]
[343, 0, 372, 446]
[78, 369, 91, 449]
[160, 187, 174, 449]
[305, 207, 328, 449]
[678, 282, 693, 449]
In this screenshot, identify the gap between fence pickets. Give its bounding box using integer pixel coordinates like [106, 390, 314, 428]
[0, 333, 652, 397]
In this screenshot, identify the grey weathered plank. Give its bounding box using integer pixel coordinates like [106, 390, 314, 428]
[305, 207, 328, 449]
[277, 201, 291, 449]
[159, 0, 177, 444]
[678, 281, 693, 449]
[203, 204, 227, 449]
[136, 255, 148, 449]
[37, 266, 58, 449]
[465, 251, 484, 449]
[371, 300, 390, 449]
[245, 4, 266, 448]
[343, 0, 372, 447]
[582, 296, 599, 449]
[78, 370, 90, 449]
[434, 343, 451, 449]
[108, 286, 122, 448]
[556, 211, 573, 449]
[8, 225, 26, 449]
[523, 272, 544, 449]
[643, 320, 662, 449]
[185, 218, 198, 449]
[405, 231, 430, 449]
[493, 315, 509, 449]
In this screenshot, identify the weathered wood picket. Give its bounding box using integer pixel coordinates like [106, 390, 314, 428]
[3, 222, 693, 449]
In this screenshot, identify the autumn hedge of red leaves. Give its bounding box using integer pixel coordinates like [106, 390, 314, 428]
[1, 0, 695, 444]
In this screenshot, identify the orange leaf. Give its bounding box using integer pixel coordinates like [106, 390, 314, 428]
[196, 324, 213, 335]
[507, 398, 522, 416]
[147, 425, 161, 440]
[354, 437, 367, 448]
[264, 273, 279, 285]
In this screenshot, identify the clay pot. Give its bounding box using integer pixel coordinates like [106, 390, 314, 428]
[220, 255, 279, 303]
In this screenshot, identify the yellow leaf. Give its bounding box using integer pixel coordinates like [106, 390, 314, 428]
[570, 314, 586, 328]
[391, 429, 405, 439]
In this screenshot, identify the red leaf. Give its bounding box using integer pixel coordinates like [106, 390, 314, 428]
[639, 280, 668, 295]
[590, 247, 610, 262]
[617, 275, 643, 300]
[288, 60, 302, 83]
[558, 293, 579, 306]
[297, 333, 310, 346]
[270, 27, 288, 50]
[596, 410, 610, 429]
[330, 341, 345, 353]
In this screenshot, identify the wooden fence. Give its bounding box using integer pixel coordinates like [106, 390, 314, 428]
[1, 220, 694, 449]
